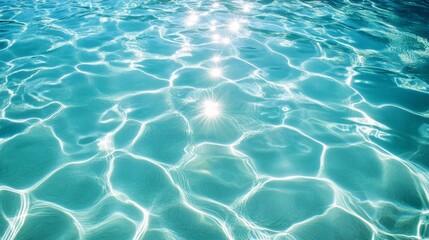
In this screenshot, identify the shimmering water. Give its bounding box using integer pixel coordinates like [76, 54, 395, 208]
[1, 0, 429, 239]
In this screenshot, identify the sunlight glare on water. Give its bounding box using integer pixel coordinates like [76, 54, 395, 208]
[201, 100, 221, 119]
[0, 0, 429, 239]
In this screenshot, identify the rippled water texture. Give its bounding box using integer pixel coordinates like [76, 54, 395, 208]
[1, 0, 429, 239]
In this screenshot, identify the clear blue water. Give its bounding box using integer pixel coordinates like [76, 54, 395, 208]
[1, 0, 429, 239]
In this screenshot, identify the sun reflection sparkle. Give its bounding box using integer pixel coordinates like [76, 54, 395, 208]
[201, 100, 221, 119]
[221, 37, 231, 44]
[243, 4, 252, 12]
[212, 33, 221, 42]
[212, 55, 221, 63]
[228, 20, 241, 33]
[210, 25, 217, 31]
[209, 67, 222, 78]
[185, 12, 199, 26]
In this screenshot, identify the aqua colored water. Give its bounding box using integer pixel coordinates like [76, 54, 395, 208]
[1, 0, 429, 239]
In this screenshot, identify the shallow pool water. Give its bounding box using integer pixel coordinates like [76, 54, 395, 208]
[1, 0, 429, 239]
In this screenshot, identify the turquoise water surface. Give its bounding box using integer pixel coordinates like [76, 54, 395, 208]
[1, 0, 429, 239]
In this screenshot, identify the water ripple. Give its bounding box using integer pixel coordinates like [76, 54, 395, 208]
[1, 0, 429, 239]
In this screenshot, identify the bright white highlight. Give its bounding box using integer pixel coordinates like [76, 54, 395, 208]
[212, 34, 221, 42]
[228, 20, 241, 33]
[209, 67, 222, 78]
[181, 41, 191, 51]
[98, 135, 113, 151]
[212, 55, 221, 63]
[221, 37, 231, 44]
[202, 100, 221, 118]
[212, 2, 220, 8]
[185, 13, 199, 26]
[243, 4, 252, 12]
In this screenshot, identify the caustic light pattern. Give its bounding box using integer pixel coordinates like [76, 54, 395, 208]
[1, 0, 429, 239]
